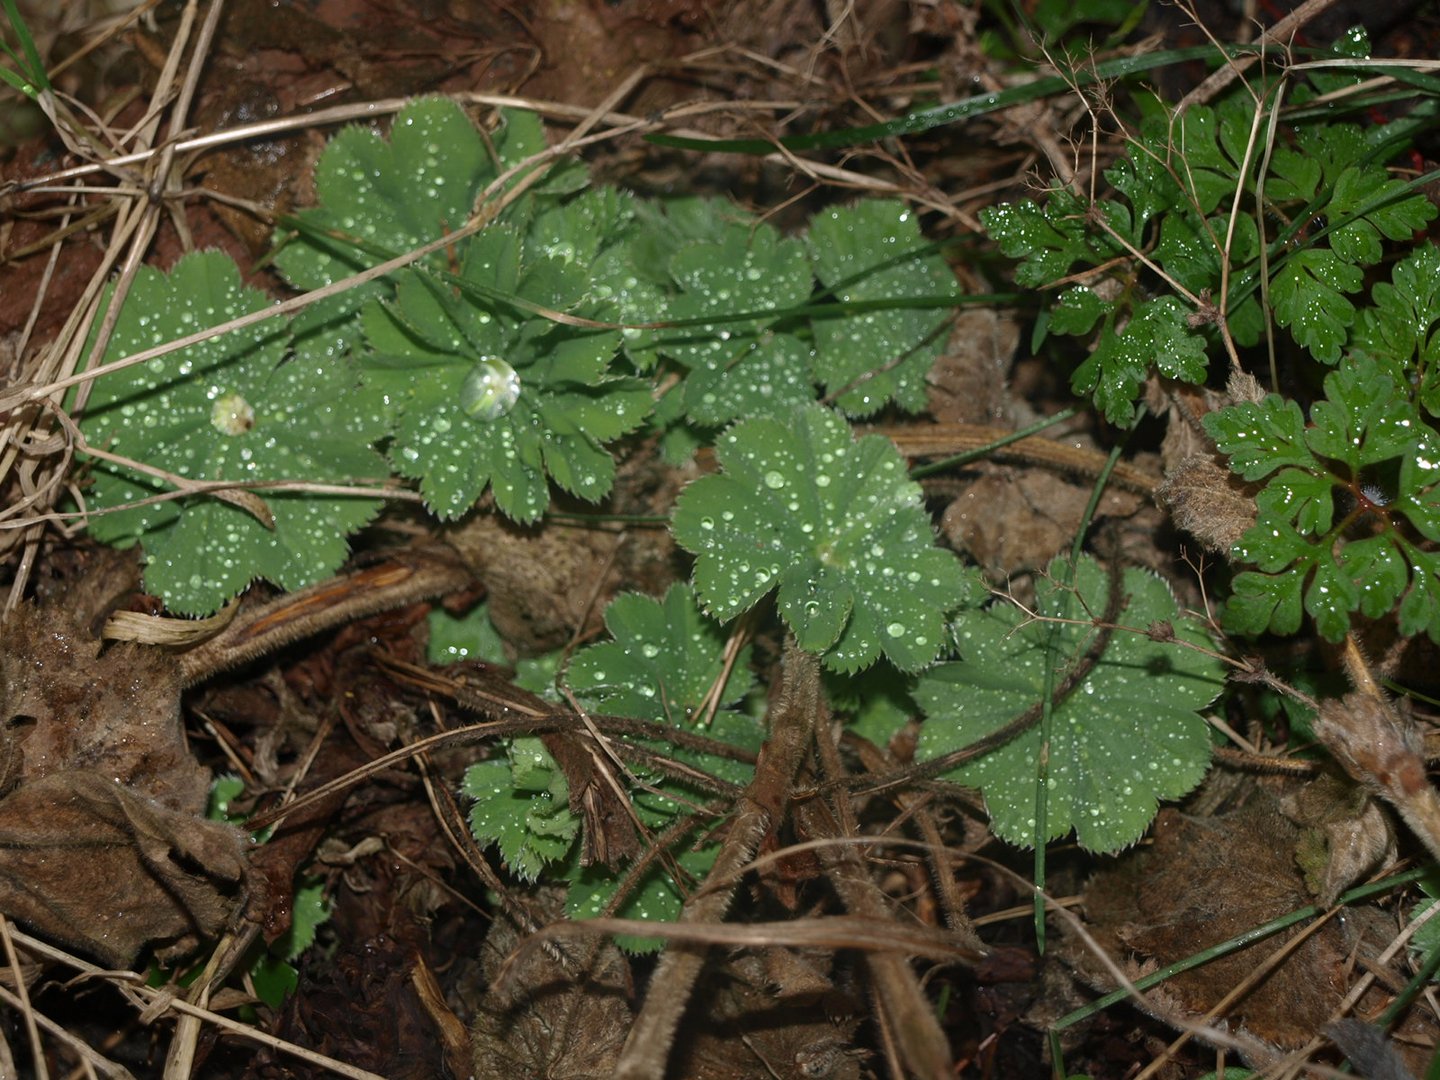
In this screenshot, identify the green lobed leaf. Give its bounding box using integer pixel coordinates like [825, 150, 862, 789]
[1202, 394, 1314, 481]
[979, 189, 1122, 289]
[1215, 358, 1440, 642]
[1224, 569, 1306, 638]
[78, 252, 387, 615]
[1396, 428, 1440, 543]
[274, 881, 330, 963]
[1398, 547, 1440, 640]
[808, 200, 960, 416]
[1049, 285, 1109, 337]
[274, 99, 653, 522]
[826, 665, 916, 747]
[463, 746, 579, 882]
[360, 221, 650, 520]
[1269, 248, 1364, 364]
[560, 705, 760, 953]
[459, 581, 763, 950]
[673, 403, 983, 672]
[1254, 467, 1335, 535]
[1071, 296, 1208, 426]
[1326, 165, 1436, 266]
[568, 583, 754, 725]
[273, 97, 498, 351]
[1305, 356, 1417, 466]
[658, 220, 815, 424]
[914, 555, 1225, 852]
[566, 834, 718, 954]
[1352, 242, 1440, 416]
[427, 600, 510, 665]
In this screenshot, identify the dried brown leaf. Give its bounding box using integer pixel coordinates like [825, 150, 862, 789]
[0, 604, 208, 812]
[0, 770, 244, 966]
[1074, 798, 1435, 1064]
[471, 892, 632, 1080]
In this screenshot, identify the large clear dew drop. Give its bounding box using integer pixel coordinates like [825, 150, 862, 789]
[460, 356, 522, 420]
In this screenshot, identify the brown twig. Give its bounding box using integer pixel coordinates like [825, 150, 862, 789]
[800, 724, 968, 1080]
[874, 421, 1162, 496]
[1176, 0, 1344, 111]
[174, 548, 473, 686]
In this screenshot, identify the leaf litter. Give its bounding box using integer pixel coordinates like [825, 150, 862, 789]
[5, 2, 1440, 1079]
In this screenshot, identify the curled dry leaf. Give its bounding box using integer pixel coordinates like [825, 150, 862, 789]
[470, 890, 632, 1080]
[0, 601, 243, 966]
[0, 771, 244, 966]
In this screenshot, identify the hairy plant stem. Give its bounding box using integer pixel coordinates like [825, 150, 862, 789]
[800, 719, 969, 1079]
[878, 420, 1161, 495]
[1312, 635, 1440, 866]
[612, 638, 821, 1080]
[174, 546, 474, 686]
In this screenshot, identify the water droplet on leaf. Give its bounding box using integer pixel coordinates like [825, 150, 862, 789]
[460, 356, 522, 420]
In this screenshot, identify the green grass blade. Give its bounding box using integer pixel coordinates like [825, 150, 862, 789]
[1, 0, 48, 96]
[647, 44, 1248, 155]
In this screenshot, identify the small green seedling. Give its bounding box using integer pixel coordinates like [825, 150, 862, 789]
[461, 584, 759, 951]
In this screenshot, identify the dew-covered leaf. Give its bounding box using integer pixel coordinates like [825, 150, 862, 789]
[1212, 356, 1440, 642]
[1072, 296, 1208, 426]
[809, 200, 960, 416]
[1352, 242, 1440, 416]
[272, 99, 650, 522]
[78, 252, 386, 615]
[673, 403, 983, 672]
[1270, 248, 1364, 364]
[657, 221, 815, 424]
[1224, 568, 1306, 638]
[566, 835, 718, 954]
[563, 704, 760, 953]
[359, 236, 649, 520]
[914, 556, 1225, 852]
[979, 189, 1122, 289]
[1203, 394, 1314, 481]
[1305, 357, 1416, 466]
[1326, 164, 1436, 268]
[464, 745, 579, 882]
[568, 583, 754, 725]
[273, 97, 496, 350]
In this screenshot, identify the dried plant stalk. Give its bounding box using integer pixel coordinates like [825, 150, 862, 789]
[612, 641, 821, 1080]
